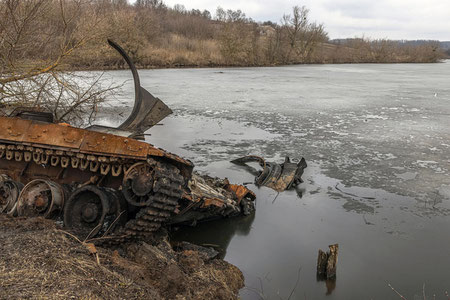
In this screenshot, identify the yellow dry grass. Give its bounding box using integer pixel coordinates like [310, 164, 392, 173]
[0, 215, 158, 299]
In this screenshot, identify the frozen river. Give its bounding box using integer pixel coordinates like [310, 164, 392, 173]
[98, 61, 450, 299]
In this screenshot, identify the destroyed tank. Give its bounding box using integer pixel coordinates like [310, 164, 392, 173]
[0, 40, 255, 243]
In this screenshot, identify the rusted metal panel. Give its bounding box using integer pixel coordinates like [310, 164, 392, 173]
[226, 184, 256, 204]
[1, 115, 191, 166]
[24, 122, 86, 149]
[159, 150, 194, 167]
[201, 198, 226, 208]
[80, 130, 151, 158]
[0, 117, 31, 143]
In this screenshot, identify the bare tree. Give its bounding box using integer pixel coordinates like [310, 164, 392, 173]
[0, 0, 117, 126]
[263, 25, 283, 64]
[216, 8, 259, 65]
[134, 0, 166, 9]
[281, 5, 327, 63]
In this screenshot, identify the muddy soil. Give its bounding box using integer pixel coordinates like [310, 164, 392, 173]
[0, 214, 244, 299]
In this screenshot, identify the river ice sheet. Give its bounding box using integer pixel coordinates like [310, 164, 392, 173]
[97, 61, 450, 299]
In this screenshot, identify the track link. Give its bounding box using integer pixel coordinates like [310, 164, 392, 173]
[95, 160, 184, 245]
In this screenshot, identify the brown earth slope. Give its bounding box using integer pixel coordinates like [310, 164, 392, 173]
[0, 214, 243, 299]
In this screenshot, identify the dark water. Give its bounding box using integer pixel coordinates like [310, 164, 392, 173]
[98, 61, 450, 299]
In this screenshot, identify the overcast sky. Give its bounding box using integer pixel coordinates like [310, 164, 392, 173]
[154, 0, 450, 40]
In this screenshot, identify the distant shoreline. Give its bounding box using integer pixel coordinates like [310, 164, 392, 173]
[63, 58, 448, 72]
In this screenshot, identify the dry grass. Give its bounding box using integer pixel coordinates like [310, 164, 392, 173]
[0, 214, 244, 299]
[138, 34, 223, 67]
[0, 215, 158, 299]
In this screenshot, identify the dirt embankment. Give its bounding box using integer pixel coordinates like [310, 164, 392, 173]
[0, 214, 244, 299]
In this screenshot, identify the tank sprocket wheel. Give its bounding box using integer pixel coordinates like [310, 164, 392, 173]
[122, 162, 156, 207]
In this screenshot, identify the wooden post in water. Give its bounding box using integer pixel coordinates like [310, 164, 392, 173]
[317, 249, 328, 276]
[316, 244, 339, 279]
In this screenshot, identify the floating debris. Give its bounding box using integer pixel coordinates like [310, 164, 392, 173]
[231, 155, 307, 192]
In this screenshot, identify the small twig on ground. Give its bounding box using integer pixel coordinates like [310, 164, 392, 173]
[201, 243, 220, 248]
[58, 229, 83, 244]
[58, 229, 100, 265]
[101, 210, 125, 237]
[84, 223, 102, 242]
[86, 234, 128, 243]
[388, 283, 408, 300]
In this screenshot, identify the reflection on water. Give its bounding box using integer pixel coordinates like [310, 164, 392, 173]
[316, 274, 337, 296]
[171, 212, 255, 259]
[324, 277, 336, 296]
[97, 61, 450, 299]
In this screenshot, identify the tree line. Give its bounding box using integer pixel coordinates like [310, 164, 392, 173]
[1, 0, 446, 74]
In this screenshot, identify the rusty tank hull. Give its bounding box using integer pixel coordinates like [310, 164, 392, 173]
[0, 115, 192, 239]
[0, 40, 255, 243]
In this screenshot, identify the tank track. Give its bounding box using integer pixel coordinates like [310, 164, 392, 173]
[0, 141, 186, 245]
[91, 160, 185, 245]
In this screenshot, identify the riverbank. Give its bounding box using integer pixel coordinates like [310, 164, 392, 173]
[0, 214, 244, 299]
[63, 41, 448, 71]
[63, 57, 450, 72]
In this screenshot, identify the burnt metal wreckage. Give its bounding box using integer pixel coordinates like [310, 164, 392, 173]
[0, 40, 256, 244]
[231, 155, 307, 192]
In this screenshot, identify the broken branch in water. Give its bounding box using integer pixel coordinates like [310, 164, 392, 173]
[388, 283, 408, 300]
[287, 266, 302, 300]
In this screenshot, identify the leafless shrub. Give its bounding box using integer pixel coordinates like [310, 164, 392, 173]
[0, 0, 120, 125]
[281, 5, 328, 63]
[1, 71, 118, 126]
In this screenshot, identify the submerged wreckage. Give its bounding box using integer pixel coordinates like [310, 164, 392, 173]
[0, 40, 256, 243]
[231, 156, 307, 192]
